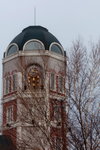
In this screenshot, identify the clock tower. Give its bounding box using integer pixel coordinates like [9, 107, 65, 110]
[2, 26, 67, 150]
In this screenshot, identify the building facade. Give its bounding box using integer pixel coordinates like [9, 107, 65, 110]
[2, 26, 67, 150]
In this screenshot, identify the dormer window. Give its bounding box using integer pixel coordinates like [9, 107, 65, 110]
[49, 43, 64, 55]
[23, 39, 45, 51]
[7, 44, 18, 56]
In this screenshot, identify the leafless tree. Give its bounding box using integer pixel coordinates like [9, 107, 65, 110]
[67, 40, 100, 150]
[2, 39, 100, 150]
[14, 56, 53, 150]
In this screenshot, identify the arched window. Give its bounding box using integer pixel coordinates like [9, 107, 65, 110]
[50, 43, 63, 55]
[7, 44, 18, 56]
[23, 40, 45, 51]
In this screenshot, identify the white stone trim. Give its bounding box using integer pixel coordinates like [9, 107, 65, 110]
[49, 94, 65, 100]
[2, 95, 16, 103]
[3, 50, 66, 63]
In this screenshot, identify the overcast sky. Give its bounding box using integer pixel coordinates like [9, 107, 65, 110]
[0, 0, 100, 97]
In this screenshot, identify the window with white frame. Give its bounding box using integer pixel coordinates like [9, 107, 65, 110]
[58, 76, 64, 93]
[53, 105, 61, 122]
[6, 106, 13, 123]
[12, 73, 17, 91]
[50, 73, 56, 90]
[5, 76, 11, 94]
[4, 73, 18, 95]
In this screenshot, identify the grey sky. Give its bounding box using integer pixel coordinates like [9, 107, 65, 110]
[0, 0, 100, 96]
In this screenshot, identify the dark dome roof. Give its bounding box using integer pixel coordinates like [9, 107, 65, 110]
[10, 26, 62, 50]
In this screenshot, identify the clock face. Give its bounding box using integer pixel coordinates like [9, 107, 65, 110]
[27, 66, 41, 88]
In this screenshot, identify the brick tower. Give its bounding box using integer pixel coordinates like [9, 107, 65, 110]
[2, 26, 67, 150]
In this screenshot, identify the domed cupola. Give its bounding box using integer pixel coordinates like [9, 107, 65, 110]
[4, 26, 65, 57]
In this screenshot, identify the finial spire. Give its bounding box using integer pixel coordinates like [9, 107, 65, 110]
[34, 7, 36, 25]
